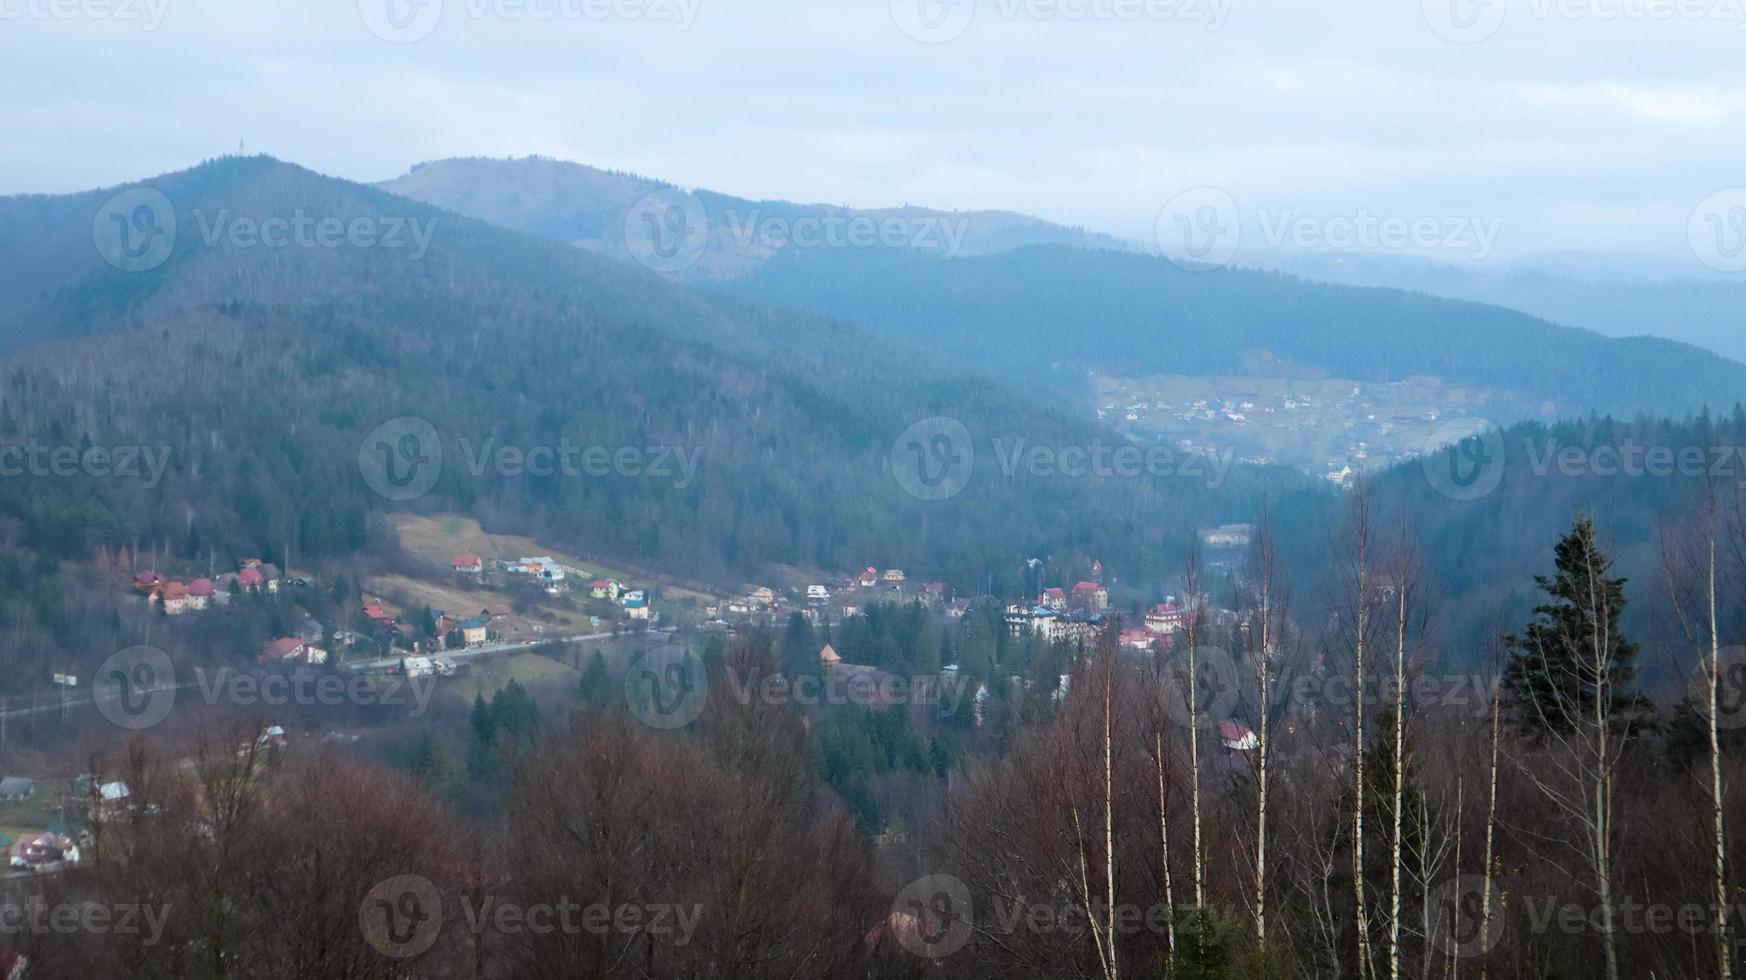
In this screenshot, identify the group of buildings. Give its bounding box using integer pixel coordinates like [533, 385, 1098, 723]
[134, 558, 292, 615]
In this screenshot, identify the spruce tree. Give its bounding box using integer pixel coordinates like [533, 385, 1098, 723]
[1501, 517, 1654, 737]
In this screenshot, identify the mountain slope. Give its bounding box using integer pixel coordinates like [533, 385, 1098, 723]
[1240, 248, 1746, 364]
[378, 156, 1132, 280]
[0, 156, 1294, 595]
[714, 245, 1746, 419]
[373, 156, 1746, 420]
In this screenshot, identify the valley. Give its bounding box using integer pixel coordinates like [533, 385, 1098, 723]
[1094, 371, 1540, 483]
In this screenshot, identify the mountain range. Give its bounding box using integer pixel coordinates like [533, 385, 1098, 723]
[382, 156, 1746, 420]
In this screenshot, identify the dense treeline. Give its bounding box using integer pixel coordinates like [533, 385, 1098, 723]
[719, 244, 1746, 417]
[15, 502, 1746, 979]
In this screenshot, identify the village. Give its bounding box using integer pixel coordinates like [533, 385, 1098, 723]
[126, 548, 662, 674]
[1093, 371, 1534, 487]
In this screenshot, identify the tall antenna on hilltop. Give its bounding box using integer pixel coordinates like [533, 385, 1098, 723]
[238, 139, 246, 157]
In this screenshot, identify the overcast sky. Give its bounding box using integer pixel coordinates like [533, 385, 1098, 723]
[3, 0, 1743, 264]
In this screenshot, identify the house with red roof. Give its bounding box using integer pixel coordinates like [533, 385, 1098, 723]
[451, 554, 483, 574]
[237, 566, 265, 592]
[1039, 587, 1068, 611]
[157, 581, 190, 615]
[259, 636, 328, 666]
[1145, 602, 1188, 634]
[132, 570, 164, 592]
[1070, 581, 1108, 611]
[187, 577, 215, 610]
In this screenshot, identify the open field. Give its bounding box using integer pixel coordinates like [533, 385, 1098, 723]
[391, 513, 724, 604]
[440, 651, 581, 705]
[364, 573, 595, 636]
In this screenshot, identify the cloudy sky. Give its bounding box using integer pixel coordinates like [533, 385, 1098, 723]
[3, 0, 1743, 264]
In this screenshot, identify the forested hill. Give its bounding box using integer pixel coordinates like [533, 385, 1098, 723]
[715, 245, 1746, 419]
[0, 156, 1298, 598]
[377, 156, 1130, 280]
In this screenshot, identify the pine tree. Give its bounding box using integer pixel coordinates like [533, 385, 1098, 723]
[1501, 517, 1653, 738]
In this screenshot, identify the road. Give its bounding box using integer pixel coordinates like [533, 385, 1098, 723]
[342, 626, 676, 673]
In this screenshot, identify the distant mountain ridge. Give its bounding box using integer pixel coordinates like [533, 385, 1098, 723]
[376, 156, 1746, 420]
[378, 156, 1134, 280]
[1233, 248, 1746, 363]
[0, 155, 1280, 589]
